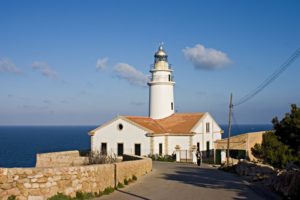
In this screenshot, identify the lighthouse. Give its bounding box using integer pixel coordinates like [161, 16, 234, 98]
[90, 44, 223, 159]
[148, 45, 175, 119]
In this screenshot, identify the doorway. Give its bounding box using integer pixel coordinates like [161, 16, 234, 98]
[135, 144, 141, 156]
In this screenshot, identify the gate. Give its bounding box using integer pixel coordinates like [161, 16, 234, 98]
[179, 150, 193, 163]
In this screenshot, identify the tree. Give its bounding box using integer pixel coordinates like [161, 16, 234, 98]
[272, 104, 300, 159]
[252, 131, 294, 168]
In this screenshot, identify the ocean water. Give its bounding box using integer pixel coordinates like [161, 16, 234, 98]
[0, 126, 94, 168]
[220, 124, 273, 138]
[0, 124, 272, 168]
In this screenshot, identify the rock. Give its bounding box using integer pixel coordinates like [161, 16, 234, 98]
[32, 183, 39, 189]
[6, 188, 21, 195]
[1, 183, 12, 190]
[28, 195, 44, 200]
[265, 168, 300, 199]
[235, 161, 275, 180]
[24, 182, 32, 189]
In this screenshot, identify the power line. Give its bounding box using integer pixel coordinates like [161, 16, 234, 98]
[234, 48, 300, 107]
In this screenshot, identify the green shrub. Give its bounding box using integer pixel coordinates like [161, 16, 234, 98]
[272, 104, 300, 164]
[132, 175, 137, 181]
[8, 196, 16, 200]
[103, 186, 115, 195]
[48, 193, 71, 200]
[149, 154, 176, 162]
[75, 191, 94, 200]
[117, 182, 124, 188]
[252, 131, 295, 168]
[124, 178, 129, 185]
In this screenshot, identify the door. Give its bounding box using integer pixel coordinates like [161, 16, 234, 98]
[206, 141, 210, 158]
[159, 143, 163, 156]
[134, 144, 141, 156]
[117, 143, 124, 156]
[101, 143, 107, 155]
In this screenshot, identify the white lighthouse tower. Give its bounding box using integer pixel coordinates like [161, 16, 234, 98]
[148, 45, 175, 119]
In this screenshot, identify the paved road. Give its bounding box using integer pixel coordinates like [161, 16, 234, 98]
[99, 161, 265, 200]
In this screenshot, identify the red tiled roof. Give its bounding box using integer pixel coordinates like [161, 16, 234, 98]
[125, 113, 205, 134]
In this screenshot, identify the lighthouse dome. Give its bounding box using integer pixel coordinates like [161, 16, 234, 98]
[153, 45, 169, 70]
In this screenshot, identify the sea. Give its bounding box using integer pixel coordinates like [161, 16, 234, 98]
[0, 124, 272, 168]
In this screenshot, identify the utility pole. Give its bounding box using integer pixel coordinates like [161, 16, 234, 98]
[226, 93, 233, 165]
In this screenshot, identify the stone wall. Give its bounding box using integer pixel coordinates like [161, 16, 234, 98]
[115, 156, 152, 184]
[214, 131, 265, 161]
[0, 154, 152, 200]
[36, 151, 88, 168]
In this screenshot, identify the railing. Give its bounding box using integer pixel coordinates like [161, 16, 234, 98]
[150, 64, 173, 70]
[149, 74, 174, 82]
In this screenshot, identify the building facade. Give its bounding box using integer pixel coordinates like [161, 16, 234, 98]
[89, 45, 223, 159]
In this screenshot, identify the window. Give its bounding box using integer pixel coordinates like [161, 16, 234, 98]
[117, 143, 124, 156]
[135, 144, 141, 156]
[159, 143, 163, 156]
[101, 143, 107, 155]
[168, 75, 171, 81]
[206, 122, 210, 133]
[206, 141, 210, 158]
[118, 123, 123, 130]
[171, 102, 174, 110]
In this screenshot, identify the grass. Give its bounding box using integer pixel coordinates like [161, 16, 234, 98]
[117, 182, 124, 188]
[48, 193, 72, 200]
[124, 178, 129, 185]
[48, 175, 137, 200]
[103, 186, 115, 195]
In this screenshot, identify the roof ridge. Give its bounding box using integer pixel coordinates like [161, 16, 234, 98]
[153, 119, 168, 133]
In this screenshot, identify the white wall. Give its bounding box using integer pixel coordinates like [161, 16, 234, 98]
[153, 136, 164, 155]
[149, 83, 174, 119]
[149, 69, 175, 119]
[168, 136, 190, 154]
[92, 118, 150, 156]
[192, 113, 222, 151]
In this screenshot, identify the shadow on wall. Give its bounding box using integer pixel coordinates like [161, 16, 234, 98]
[162, 165, 260, 200]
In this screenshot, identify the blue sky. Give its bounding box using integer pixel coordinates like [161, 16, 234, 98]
[0, 0, 300, 125]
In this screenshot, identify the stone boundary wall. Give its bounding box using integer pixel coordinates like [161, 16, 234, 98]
[0, 154, 152, 200]
[116, 155, 152, 184]
[36, 151, 89, 168]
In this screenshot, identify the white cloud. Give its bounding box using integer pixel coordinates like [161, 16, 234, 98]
[183, 44, 232, 70]
[0, 58, 21, 74]
[32, 61, 58, 79]
[114, 63, 148, 87]
[96, 57, 108, 71]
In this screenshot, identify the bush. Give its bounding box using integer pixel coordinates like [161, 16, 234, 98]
[75, 191, 94, 200]
[132, 175, 137, 181]
[272, 104, 300, 163]
[124, 178, 129, 185]
[251, 131, 295, 168]
[88, 151, 117, 165]
[117, 182, 124, 188]
[8, 196, 16, 200]
[149, 154, 175, 162]
[48, 193, 71, 200]
[103, 187, 115, 195]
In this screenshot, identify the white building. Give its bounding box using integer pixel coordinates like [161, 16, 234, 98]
[89, 45, 223, 159]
